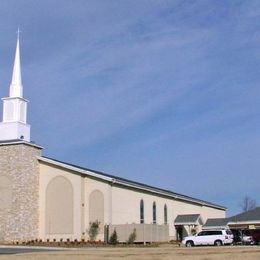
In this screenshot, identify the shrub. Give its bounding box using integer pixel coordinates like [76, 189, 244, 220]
[87, 220, 101, 241]
[191, 227, 197, 235]
[109, 228, 118, 245]
[127, 228, 137, 244]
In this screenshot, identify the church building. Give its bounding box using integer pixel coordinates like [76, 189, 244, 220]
[0, 35, 226, 243]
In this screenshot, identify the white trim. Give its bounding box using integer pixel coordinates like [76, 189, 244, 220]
[38, 156, 113, 182]
[0, 140, 42, 149]
[228, 221, 260, 225]
[175, 222, 199, 225]
[2, 96, 29, 102]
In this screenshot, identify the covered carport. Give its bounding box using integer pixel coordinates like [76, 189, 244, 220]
[228, 207, 260, 230]
[174, 214, 203, 241]
[203, 207, 260, 244]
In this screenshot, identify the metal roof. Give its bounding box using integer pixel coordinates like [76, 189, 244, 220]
[175, 214, 202, 225]
[228, 207, 260, 222]
[39, 156, 226, 211]
[204, 208, 260, 228]
[203, 218, 228, 227]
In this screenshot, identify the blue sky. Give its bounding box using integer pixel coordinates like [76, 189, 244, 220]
[0, 0, 259, 216]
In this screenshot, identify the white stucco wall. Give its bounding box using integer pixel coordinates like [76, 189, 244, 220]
[38, 159, 226, 241]
[107, 184, 225, 240]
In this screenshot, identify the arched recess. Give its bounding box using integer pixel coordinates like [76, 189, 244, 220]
[164, 204, 168, 224]
[89, 190, 104, 230]
[153, 201, 157, 224]
[0, 176, 12, 210]
[45, 176, 73, 234]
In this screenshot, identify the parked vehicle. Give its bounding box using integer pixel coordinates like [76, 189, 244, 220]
[244, 229, 260, 245]
[230, 229, 256, 245]
[242, 233, 255, 245]
[182, 229, 233, 247]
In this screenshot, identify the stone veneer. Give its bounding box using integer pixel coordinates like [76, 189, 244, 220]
[0, 141, 42, 241]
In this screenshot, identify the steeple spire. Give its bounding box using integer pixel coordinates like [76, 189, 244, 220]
[0, 30, 31, 142]
[9, 28, 23, 98]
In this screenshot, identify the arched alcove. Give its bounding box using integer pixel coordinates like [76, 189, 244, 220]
[45, 176, 73, 234]
[89, 190, 104, 229]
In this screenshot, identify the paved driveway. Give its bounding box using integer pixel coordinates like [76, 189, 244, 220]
[0, 246, 64, 255]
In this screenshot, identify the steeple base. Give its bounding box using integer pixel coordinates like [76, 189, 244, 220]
[0, 122, 30, 142]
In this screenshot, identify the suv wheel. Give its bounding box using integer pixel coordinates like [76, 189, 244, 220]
[214, 240, 222, 246]
[186, 241, 194, 247]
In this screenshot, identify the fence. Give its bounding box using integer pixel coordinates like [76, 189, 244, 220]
[105, 223, 169, 243]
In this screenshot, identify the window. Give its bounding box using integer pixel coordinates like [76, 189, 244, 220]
[140, 199, 144, 224]
[164, 204, 168, 224]
[198, 231, 222, 236]
[153, 202, 156, 224]
[207, 231, 222, 235]
[226, 230, 233, 235]
[212, 231, 222, 235]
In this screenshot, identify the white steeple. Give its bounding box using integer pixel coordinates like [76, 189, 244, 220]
[9, 29, 23, 98]
[0, 30, 31, 142]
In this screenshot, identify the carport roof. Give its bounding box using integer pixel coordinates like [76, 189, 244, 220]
[175, 214, 202, 225]
[204, 207, 260, 228]
[203, 218, 228, 227]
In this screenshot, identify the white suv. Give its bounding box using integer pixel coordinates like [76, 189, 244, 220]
[182, 229, 233, 247]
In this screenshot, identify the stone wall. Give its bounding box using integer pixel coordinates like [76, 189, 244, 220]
[0, 141, 42, 241]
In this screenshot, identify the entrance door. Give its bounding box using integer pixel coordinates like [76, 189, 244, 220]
[176, 226, 183, 241]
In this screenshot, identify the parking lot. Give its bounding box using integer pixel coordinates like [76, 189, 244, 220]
[0, 244, 259, 260]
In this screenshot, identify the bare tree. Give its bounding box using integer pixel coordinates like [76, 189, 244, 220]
[240, 196, 256, 212]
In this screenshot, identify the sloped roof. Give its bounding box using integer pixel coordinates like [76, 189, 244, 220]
[228, 207, 260, 222]
[203, 218, 228, 227]
[204, 207, 260, 228]
[175, 214, 202, 225]
[38, 156, 226, 210]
